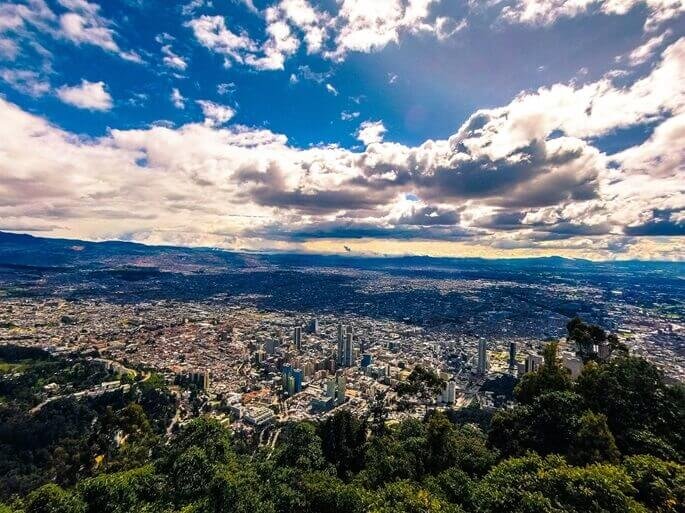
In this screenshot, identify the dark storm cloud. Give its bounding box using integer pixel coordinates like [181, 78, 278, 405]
[244, 220, 476, 242]
[472, 210, 526, 230]
[234, 160, 391, 214]
[249, 188, 387, 214]
[623, 209, 685, 236]
[397, 205, 461, 226]
[625, 220, 685, 236]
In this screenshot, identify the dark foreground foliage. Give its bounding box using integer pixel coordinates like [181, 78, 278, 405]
[1, 343, 684, 512]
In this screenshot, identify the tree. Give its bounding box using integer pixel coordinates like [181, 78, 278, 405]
[274, 422, 326, 470]
[475, 454, 647, 513]
[423, 467, 474, 511]
[161, 417, 233, 466]
[490, 391, 584, 458]
[298, 471, 368, 513]
[570, 411, 620, 465]
[395, 366, 444, 398]
[425, 412, 496, 476]
[169, 446, 213, 505]
[24, 484, 85, 513]
[513, 342, 572, 404]
[576, 357, 685, 460]
[319, 410, 367, 476]
[622, 455, 685, 513]
[368, 390, 389, 437]
[370, 481, 464, 513]
[77, 465, 164, 513]
[209, 464, 276, 513]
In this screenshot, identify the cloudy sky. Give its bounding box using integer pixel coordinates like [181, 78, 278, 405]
[0, 0, 683, 260]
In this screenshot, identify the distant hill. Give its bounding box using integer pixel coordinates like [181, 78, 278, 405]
[0, 231, 680, 273]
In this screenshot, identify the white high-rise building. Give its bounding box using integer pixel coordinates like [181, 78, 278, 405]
[441, 380, 456, 404]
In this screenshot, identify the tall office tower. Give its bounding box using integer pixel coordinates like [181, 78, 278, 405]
[282, 363, 293, 393]
[265, 338, 279, 355]
[442, 380, 456, 404]
[509, 342, 517, 369]
[477, 339, 488, 375]
[293, 368, 303, 393]
[361, 353, 372, 367]
[344, 331, 355, 367]
[188, 370, 211, 392]
[335, 370, 346, 405]
[326, 377, 337, 398]
[293, 326, 302, 351]
[308, 318, 319, 334]
[525, 354, 544, 374]
[282, 363, 292, 378]
[337, 324, 345, 366]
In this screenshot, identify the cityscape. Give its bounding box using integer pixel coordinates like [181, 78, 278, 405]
[1, 232, 683, 440]
[0, 0, 683, 510]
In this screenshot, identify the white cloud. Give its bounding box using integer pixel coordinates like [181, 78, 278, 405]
[57, 0, 142, 61]
[171, 88, 185, 109]
[0, 39, 682, 259]
[0, 0, 141, 63]
[614, 112, 685, 178]
[625, 29, 671, 65]
[435, 16, 467, 40]
[244, 13, 300, 70]
[341, 110, 360, 120]
[0, 68, 50, 96]
[325, 83, 339, 95]
[162, 44, 187, 70]
[186, 15, 257, 67]
[217, 82, 235, 95]
[56, 79, 112, 110]
[357, 120, 387, 145]
[0, 37, 19, 59]
[501, 0, 685, 31]
[186, 0, 465, 70]
[196, 100, 236, 126]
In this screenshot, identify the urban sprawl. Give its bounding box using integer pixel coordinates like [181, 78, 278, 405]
[2, 297, 683, 439]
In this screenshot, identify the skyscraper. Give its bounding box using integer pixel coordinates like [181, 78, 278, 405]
[344, 329, 355, 367]
[293, 368, 303, 393]
[282, 363, 293, 394]
[442, 380, 456, 404]
[361, 353, 372, 367]
[509, 342, 517, 369]
[293, 326, 302, 351]
[337, 324, 345, 366]
[335, 369, 346, 405]
[525, 354, 543, 374]
[477, 339, 488, 375]
[308, 318, 319, 334]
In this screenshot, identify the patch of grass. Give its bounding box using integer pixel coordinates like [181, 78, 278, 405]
[0, 361, 29, 374]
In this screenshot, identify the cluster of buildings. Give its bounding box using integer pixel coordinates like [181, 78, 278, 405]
[1, 295, 683, 435]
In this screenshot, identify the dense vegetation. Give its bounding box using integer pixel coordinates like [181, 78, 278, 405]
[1, 321, 684, 513]
[0, 346, 176, 500]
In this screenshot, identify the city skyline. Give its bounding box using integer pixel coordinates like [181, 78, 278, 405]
[0, 0, 683, 260]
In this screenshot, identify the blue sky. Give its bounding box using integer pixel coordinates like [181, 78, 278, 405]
[0, 0, 683, 260]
